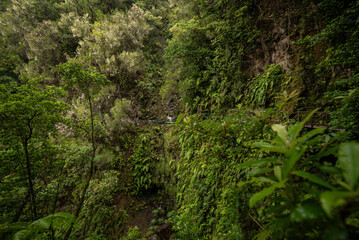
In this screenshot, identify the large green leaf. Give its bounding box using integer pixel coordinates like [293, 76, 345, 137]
[319, 166, 341, 175]
[176, 113, 183, 124]
[249, 183, 281, 207]
[320, 191, 353, 217]
[308, 146, 338, 162]
[272, 124, 288, 144]
[288, 109, 319, 143]
[12, 230, 27, 240]
[237, 158, 277, 169]
[337, 142, 359, 190]
[292, 171, 335, 190]
[274, 166, 282, 181]
[252, 141, 287, 153]
[258, 177, 278, 184]
[282, 146, 307, 178]
[290, 201, 323, 222]
[0, 222, 29, 240]
[2, 213, 76, 240]
[0, 222, 29, 233]
[294, 127, 325, 145]
[28, 219, 49, 231]
[247, 167, 273, 177]
[323, 224, 347, 240]
[253, 229, 271, 240]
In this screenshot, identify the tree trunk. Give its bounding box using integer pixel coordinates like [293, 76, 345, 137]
[23, 140, 37, 221]
[89, 94, 96, 178]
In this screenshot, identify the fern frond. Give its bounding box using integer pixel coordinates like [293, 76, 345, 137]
[0, 213, 75, 240]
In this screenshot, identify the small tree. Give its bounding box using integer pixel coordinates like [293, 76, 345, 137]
[0, 80, 68, 220]
[57, 61, 109, 238]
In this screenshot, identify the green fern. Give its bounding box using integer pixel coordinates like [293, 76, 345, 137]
[0, 222, 29, 240]
[248, 64, 284, 107]
[0, 213, 75, 240]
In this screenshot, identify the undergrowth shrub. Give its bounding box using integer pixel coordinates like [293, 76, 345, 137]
[171, 110, 273, 239]
[325, 73, 359, 140]
[0, 213, 75, 240]
[131, 133, 156, 196]
[245, 111, 359, 239]
[120, 226, 145, 240]
[75, 170, 123, 239]
[154, 126, 179, 197]
[170, 109, 359, 239]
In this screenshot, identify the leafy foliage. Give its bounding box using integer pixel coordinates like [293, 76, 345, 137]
[75, 170, 125, 239]
[1, 0, 359, 239]
[0, 81, 68, 142]
[171, 111, 270, 239]
[247, 64, 284, 107]
[0, 80, 68, 220]
[57, 61, 109, 97]
[245, 113, 359, 239]
[165, 0, 258, 112]
[170, 108, 359, 238]
[120, 226, 145, 240]
[131, 135, 154, 196]
[0, 213, 75, 240]
[71, 5, 152, 82]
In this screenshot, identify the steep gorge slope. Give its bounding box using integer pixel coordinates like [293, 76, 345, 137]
[0, 0, 358, 239]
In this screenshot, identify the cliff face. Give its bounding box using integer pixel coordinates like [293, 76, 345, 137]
[247, 0, 321, 109]
[164, 0, 359, 114]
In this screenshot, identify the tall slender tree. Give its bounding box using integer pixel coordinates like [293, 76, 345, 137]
[0, 80, 67, 220]
[57, 61, 109, 238]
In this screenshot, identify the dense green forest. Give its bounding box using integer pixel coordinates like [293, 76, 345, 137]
[0, 0, 358, 239]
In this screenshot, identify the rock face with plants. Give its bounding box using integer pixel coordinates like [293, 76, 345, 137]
[0, 0, 358, 239]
